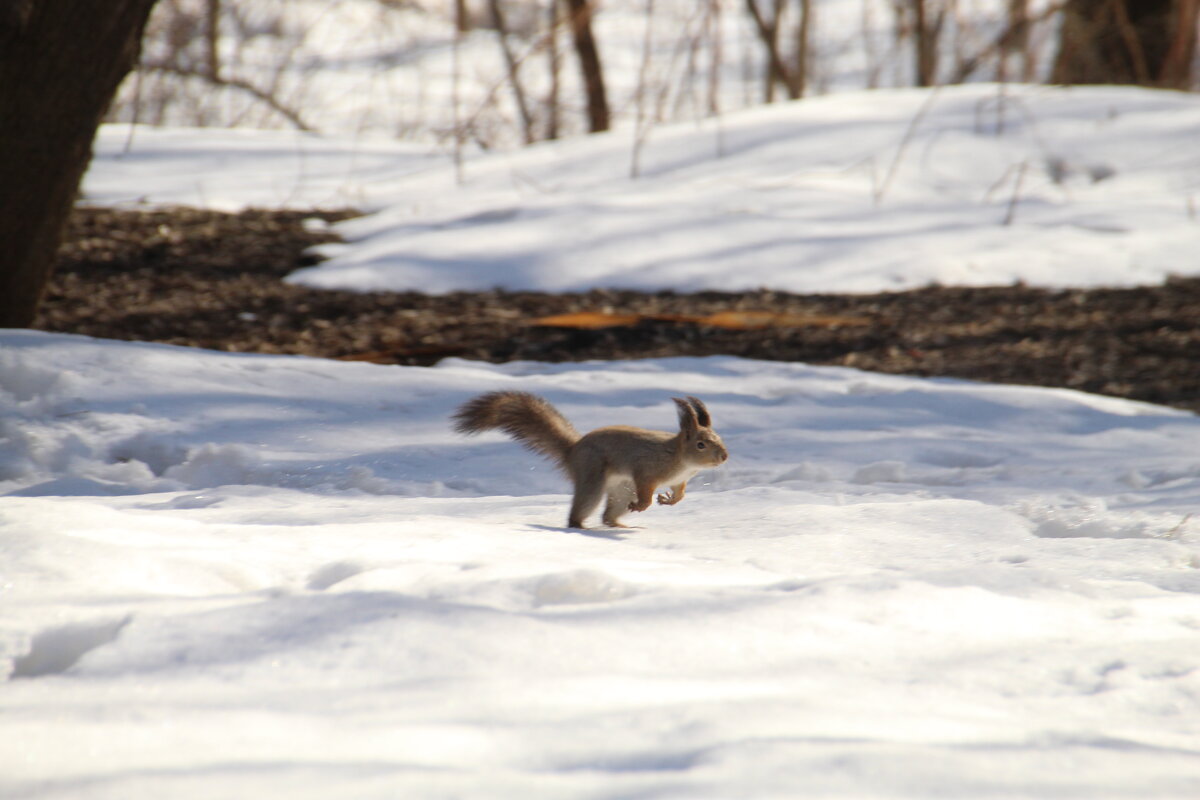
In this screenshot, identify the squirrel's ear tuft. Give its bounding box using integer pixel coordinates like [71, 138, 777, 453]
[673, 397, 699, 432]
[686, 396, 711, 428]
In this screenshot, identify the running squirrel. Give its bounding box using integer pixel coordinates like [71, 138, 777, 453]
[453, 392, 728, 529]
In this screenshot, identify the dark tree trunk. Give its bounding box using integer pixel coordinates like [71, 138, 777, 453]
[205, 0, 221, 80]
[563, 0, 610, 133]
[911, 0, 943, 87]
[1052, 0, 1199, 88]
[745, 0, 801, 101]
[0, 0, 159, 328]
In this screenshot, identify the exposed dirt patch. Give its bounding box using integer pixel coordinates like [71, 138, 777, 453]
[35, 206, 1200, 413]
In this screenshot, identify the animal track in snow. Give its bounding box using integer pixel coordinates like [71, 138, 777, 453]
[10, 616, 131, 679]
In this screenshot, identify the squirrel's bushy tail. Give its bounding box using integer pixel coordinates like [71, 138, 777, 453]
[453, 391, 580, 468]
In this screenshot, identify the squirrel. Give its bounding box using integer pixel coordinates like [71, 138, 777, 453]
[453, 391, 728, 529]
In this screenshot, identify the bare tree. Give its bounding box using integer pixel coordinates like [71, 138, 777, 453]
[455, 0, 471, 33]
[564, 0, 610, 133]
[205, 0, 220, 80]
[545, 0, 562, 140]
[129, 1, 313, 132]
[951, 1, 1066, 84]
[0, 0, 159, 328]
[745, 0, 796, 100]
[910, 0, 945, 87]
[1003, 0, 1033, 82]
[1052, 0, 1199, 88]
[488, 0, 536, 143]
[794, 0, 813, 97]
[745, 0, 812, 101]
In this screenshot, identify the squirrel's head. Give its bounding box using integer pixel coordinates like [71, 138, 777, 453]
[673, 396, 729, 467]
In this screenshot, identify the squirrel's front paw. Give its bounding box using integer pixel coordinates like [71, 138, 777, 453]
[657, 489, 685, 506]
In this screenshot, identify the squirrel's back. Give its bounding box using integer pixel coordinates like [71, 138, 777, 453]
[452, 391, 580, 467]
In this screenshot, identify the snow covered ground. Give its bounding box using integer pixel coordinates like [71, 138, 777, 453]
[3, 329, 1200, 798]
[8, 50, 1200, 798]
[90, 83, 1200, 294]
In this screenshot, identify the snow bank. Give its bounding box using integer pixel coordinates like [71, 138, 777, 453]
[3, 330, 1199, 797]
[88, 84, 1200, 294]
[289, 84, 1200, 294]
[87, 126, 442, 212]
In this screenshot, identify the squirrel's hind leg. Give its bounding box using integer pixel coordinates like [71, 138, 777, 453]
[601, 481, 636, 528]
[568, 471, 605, 529]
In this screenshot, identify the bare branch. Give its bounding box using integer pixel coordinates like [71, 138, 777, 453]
[140, 61, 314, 132]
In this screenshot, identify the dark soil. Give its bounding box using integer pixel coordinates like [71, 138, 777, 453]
[34, 205, 1200, 413]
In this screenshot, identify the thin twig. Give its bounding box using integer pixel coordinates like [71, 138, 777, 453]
[488, 0, 536, 145]
[631, 0, 658, 178]
[952, 2, 1066, 83]
[873, 86, 941, 205]
[1003, 159, 1029, 226]
[141, 62, 313, 132]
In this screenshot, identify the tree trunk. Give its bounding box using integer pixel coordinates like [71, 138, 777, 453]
[745, 0, 801, 101]
[1161, 0, 1200, 87]
[0, 0, 159, 328]
[546, 0, 562, 140]
[794, 0, 812, 98]
[205, 0, 220, 80]
[1052, 0, 1198, 88]
[911, 0, 942, 87]
[1002, 0, 1034, 82]
[563, 0, 610, 133]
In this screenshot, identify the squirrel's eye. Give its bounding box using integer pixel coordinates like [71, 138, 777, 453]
[696, 441, 706, 449]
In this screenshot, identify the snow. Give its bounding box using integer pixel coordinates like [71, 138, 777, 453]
[87, 125, 442, 212]
[90, 84, 1200, 294]
[3, 330, 1200, 798]
[288, 83, 1200, 294]
[10, 15, 1200, 795]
